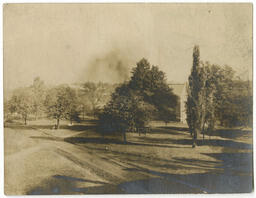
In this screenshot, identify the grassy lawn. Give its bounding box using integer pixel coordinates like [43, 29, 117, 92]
[4, 118, 253, 194]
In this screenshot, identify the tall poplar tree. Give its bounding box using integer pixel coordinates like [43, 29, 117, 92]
[186, 45, 205, 147]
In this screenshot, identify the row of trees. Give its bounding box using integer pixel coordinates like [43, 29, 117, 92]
[5, 49, 251, 146]
[186, 46, 252, 147]
[5, 60, 179, 135]
[98, 58, 178, 142]
[5, 77, 45, 125]
[98, 52, 252, 145]
[4, 78, 115, 128]
[5, 58, 179, 134]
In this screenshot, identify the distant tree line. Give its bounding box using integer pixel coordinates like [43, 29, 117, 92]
[4, 58, 179, 142]
[186, 46, 252, 147]
[4, 78, 116, 128]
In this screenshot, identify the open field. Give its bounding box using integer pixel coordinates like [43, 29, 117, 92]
[4, 119, 253, 194]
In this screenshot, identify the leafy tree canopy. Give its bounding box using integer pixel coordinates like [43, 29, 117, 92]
[99, 58, 178, 142]
[44, 85, 79, 128]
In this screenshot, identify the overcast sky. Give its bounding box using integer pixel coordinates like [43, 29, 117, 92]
[4, 3, 252, 92]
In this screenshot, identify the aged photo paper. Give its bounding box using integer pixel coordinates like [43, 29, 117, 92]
[3, 3, 253, 195]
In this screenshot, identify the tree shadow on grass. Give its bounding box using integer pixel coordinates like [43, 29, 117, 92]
[160, 138, 252, 150]
[172, 157, 222, 168]
[26, 152, 230, 194]
[118, 170, 253, 193]
[206, 129, 252, 139]
[148, 127, 184, 136]
[65, 137, 122, 144]
[27, 174, 116, 195]
[151, 125, 252, 141]
[64, 136, 180, 149]
[30, 136, 64, 142]
[28, 172, 204, 194]
[28, 154, 252, 194]
[205, 152, 253, 175]
[119, 150, 253, 194]
[79, 144, 221, 172]
[159, 126, 189, 132]
[62, 125, 96, 131]
[27, 134, 253, 194]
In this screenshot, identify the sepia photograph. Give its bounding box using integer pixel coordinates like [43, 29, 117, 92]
[3, 3, 253, 195]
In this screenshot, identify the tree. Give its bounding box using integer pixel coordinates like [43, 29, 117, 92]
[186, 45, 205, 147]
[44, 85, 79, 129]
[8, 87, 33, 125]
[98, 58, 177, 142]
[186, 46, 252, 146]
[98, 83, 155, 143]
[4, 100, 9, 122]
[82, 82, 115, 117]
[99, 84, 135, 143]
[194, 62, 217, 139]
[158, 107, 176, 126]
[129, 59, 178, 123]
[4, 99, 13, 123]
[30, 77, 46, 119]
[65, 88, 80, 125]
[215, 79, 252, 127]
[200, 63, 252, 130]
[76, 88, 91, 120]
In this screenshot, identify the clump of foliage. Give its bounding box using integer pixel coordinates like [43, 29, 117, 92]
[8, 87, 34, 125]
[186, 45, 252, 147]
[30, 77, 46, 120]
[98, 58, 178, 143]
[80, 82, 116, 118]
[44, 85, 79, 129]
[215, 78, 252, 128]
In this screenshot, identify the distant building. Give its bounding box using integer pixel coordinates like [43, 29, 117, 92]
[168, 83, 187, 123]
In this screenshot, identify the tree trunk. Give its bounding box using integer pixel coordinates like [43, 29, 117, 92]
[24, 116, 27, 125]
[123, 131, 127, 144]
[192, 128, 199, 148]
[202, 121, 206, 141]
[189, 127, 193, 136]
[83, 106, 85, 120]
[93, 107, 96, 118]
[56, 118, 60, 129]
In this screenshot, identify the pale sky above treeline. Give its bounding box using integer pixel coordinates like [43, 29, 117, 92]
[4, 3, 252, 93]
